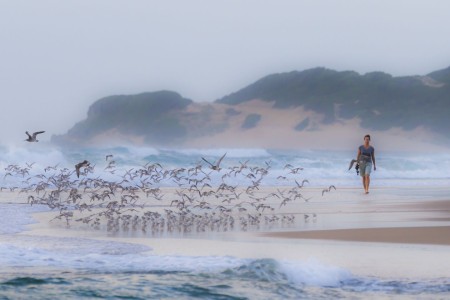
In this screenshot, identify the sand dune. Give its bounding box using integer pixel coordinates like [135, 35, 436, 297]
[90, 99, 449, 151]
[183, 100, 448, 151]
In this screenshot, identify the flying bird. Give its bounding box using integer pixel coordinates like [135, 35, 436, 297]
[25, 131, 45, 142]
[295, 179, 309, 188]
[322, 185, 336, 196]
[75, 160, 90, 178]
[202, 152, 227, 171]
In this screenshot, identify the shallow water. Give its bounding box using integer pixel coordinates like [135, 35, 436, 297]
[1, 259, 449, 299]
[0, 201, 449, 299]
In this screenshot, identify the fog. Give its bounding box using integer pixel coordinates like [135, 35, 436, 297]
[1, 0, 449, 144]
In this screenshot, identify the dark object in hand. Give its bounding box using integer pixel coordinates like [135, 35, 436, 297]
[355, 163, 359, 175]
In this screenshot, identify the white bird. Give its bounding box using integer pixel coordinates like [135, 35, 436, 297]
[25, 131, 45, 142]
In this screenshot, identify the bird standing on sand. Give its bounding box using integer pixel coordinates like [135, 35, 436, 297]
[75, 160, 90, 178]
[25, 131, 45, 142]
[202, 152, 227, 171]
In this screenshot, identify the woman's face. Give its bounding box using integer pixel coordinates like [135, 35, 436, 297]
[364, 136, 370, 144]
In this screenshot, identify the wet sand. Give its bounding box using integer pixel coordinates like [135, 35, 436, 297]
[261, 193, 450, 245]
[262, 225, 450, 245]
[4, 186, 450, 278]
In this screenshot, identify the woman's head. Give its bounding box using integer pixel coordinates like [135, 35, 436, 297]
[364, 134, 371, 143]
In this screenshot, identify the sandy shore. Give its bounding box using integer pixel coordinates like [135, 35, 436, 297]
[3, 185, 450, 278]
[262, 225, 450, 245]
[8, 185, 450, 245]
[260, 194, 450, 245]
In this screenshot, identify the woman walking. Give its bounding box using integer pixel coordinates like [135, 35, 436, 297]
[357, 134, 376, 194]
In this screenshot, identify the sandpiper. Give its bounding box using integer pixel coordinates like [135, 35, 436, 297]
[75, 160, 90, 178]
[202, 152, 227, 171]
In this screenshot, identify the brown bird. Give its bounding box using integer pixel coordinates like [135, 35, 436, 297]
[25, 131, 45, 142]
[75, 160, 90, 178]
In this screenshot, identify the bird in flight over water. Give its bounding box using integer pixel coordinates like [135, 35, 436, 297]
[25, 131, 45, 142]
[202, 152, 227, 171]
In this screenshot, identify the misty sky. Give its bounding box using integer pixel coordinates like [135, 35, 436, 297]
[1, 0, 449, 143]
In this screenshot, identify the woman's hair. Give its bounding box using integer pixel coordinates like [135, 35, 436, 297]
[364, 134, 371, 141]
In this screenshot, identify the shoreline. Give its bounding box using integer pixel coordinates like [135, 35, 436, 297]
[260, 226, 450, 245]
[15, 186, 450, 246]
[3, 185, 450, 279]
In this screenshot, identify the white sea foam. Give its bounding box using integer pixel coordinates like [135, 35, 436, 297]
[280, 258, 353, 286]
[172, 148, 271, 158]
[0, 144, 68, 170]
[0, 204, 48, 235]
[0, 235, 353, 287]
[1, 144, 449, 188]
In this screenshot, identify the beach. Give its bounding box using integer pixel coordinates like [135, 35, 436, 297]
[23, 187, 450, 277]
[1, 146, 450, 298]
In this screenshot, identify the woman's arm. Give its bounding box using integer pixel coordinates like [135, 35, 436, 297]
[357, 148, 361, 160]
[372, 149, 376, 170]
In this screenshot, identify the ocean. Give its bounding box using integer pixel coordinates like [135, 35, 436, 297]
[1, 143, 450, 189]
[0, 143, 449, 299]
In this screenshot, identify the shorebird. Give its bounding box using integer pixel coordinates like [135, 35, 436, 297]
[322, 185, 336, 196]
[25, 131, 45, 142]
[75, 160, 90, 178]
[295, 179, 309, 188]
[201, 152, 227, 171]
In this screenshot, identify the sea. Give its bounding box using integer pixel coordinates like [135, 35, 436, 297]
[0, 143, 449, 299]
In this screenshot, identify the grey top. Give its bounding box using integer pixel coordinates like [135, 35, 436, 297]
[359, 145, 374, 160]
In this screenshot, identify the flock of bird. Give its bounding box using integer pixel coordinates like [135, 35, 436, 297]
[0, 131, 337, 235]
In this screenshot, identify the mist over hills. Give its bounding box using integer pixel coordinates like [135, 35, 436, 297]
[52, 66, 450, 149]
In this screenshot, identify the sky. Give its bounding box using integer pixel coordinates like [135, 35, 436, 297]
[1, 0, 450, 143]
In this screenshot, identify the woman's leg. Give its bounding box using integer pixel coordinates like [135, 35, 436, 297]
[365, 175, 370, 193]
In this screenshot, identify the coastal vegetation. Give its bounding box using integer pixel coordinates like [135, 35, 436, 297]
[52, 66, 450, 146]
[217, 66, 450, 135]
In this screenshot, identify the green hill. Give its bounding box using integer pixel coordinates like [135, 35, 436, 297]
[52, 91, 193, 145]
[216, 67, 450, 135]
